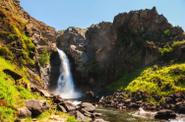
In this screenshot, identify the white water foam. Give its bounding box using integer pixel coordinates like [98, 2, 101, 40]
[55, 48, 81, 99]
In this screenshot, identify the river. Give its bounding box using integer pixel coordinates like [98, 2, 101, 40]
[96, 107, 185, 122]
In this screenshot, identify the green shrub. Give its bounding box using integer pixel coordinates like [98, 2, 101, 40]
[67, 116, 79, 122]
[172, 40, 185, 48]
[163, 29, 170, 36]
[0, 46, 14, 60]
[39, 49, 50, 66]
[159, 40, 185, 55]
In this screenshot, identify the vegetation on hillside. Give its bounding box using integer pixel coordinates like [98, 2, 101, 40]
[107, 63, 185, 103]
[0, 56, 77, 122]
[159, 40, 185, 55]
[0, 57, 37, 121]
[0, 1, 77, 121]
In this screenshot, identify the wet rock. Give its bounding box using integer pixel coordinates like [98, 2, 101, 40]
[128, 103, 140, 109]
[17, 107, 31, 118]
[154, 110, 176, 120]
[175, 103, 185, 114]
[25, 100, 49, 117]
[93, 112, 102, 117]
[81, 102, 96, 112]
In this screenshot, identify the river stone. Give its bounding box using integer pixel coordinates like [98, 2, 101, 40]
[175, 103, 185, 114]
[81, 102, 96, 112]
[154, 110, 176, 120]
[93, 112, 102, 117]
[128, 103, 140, 109]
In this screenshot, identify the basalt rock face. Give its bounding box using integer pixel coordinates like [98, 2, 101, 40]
[0, 0, 56, 88]
[56, 7, 185, 91]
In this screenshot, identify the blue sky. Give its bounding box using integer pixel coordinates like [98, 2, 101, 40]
[20, 0, 185, 30]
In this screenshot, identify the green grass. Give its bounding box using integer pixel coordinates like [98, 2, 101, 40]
[0, 106, 15, 122]
[108, 63, 185, 96]
[0, 57, 41, 121]
[11, 25, 36, 66]
[39, 49, 50, 66]
[107, 63, 185, 104]
[34, 109, 79, 122]
[0, 57, 77, 122]
[0, 46, 14, 60]
[159, 40, 185, 55]
[126, 63, 185, 96]
[106, 68, 144, 92]
[67, 116, 79, 122]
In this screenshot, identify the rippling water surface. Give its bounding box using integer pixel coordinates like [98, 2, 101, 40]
[96, 107, 185, 122]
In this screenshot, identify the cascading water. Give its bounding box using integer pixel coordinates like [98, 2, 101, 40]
[55, 48, 81, 99]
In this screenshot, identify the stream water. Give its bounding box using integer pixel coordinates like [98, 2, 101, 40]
[96, 107, 157, 122]
[96, 107, 185, 122]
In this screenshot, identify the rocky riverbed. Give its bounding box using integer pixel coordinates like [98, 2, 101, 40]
[99, 90, 185, 120]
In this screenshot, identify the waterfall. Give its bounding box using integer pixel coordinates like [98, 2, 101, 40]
[55, 48, 81, 99]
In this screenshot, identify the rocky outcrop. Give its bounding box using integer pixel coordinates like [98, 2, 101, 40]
[17, 107, 32, 118]
[0, 0, 57, 89]
[52, 95, 105, 122]
[56, 7, 185, 92]
[25, 100, 49, 117]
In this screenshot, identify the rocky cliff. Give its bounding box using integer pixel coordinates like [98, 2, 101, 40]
[56, 7, 185, 92]
[0, 0, 56, 88]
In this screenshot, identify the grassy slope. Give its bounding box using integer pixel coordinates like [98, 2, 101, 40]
[126, 63, 185, 95]
[0, 57, 36, 121]
[107, 63, 185, 98]
[0, 57, 78, 122]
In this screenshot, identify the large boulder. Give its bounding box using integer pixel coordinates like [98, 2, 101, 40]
[17, 107, 31, 118]
[154, 110, 176, 120]
[80, 102, 96, 112]
[60, 101, 76, 112]
[175, 103, 185, 114]
[25, 100, 49, 117]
